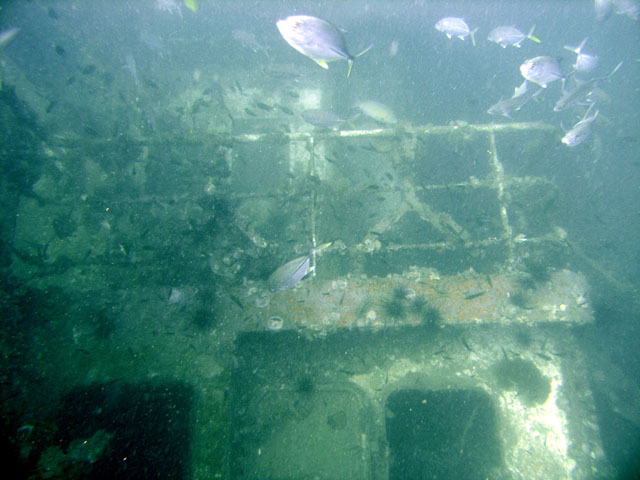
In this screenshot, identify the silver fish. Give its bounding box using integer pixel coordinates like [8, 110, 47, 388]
[300, 109, 346, 128]
[562, 105, 599, 147]
[513, 79, 529, 98]
[435, 17, 477, 45]
[554, 61, 622, 111]
[268, 242, 331, 293]
[488, 83, 543, 119]
[520, 56, 563, 88]
[276, 15, 372, 78]
[564, 37, 598, 73]
[268, 255, 310, 293]
[487, 25, 540, 48]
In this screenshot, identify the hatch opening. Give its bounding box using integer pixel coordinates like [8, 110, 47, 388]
[386, 388, 502, 480]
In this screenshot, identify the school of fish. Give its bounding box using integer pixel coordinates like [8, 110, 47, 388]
[268, 3, 633, 290]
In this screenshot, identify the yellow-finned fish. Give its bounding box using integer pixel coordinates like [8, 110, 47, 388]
[488, 25, 540, 48]
[276, 15, 372, 78]
[564, 37, 598, 73]
[435, 17, 477, 46]
[520, 56, 564, 88]
[562, 104, 599, 147]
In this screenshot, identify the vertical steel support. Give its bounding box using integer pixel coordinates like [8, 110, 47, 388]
[488, 131, 515, 266]
[309, 136, 319, 276]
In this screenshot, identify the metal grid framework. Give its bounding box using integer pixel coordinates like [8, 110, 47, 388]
[220, 120, 604, 332]
[230, 121, 557, 276]
[224, 123, 605, 480]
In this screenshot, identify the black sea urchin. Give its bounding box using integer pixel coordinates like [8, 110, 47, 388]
[294, 373, 315, 395]
[509, 290, 535, 310]
[523, 258, 552, 284]
[409, 296, 429, 315]
[380, 297, 406, 320]
[391, 286, 411, 301]
[421, 305, 442, 326]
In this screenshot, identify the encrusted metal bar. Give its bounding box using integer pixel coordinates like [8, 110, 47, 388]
[488, 130, 514, 266]
[309, 136, 318, 277]
[232, 122, 554, 142]
[49, 122, 555, 147]
[355, 236, 507, 252]
[211, 175, 555, 202]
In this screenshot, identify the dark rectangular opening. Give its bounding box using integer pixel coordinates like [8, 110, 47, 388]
[386, 388, 502, 480]
[51, 381, 193, 479]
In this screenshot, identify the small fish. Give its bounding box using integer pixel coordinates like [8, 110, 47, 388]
[268, 242, 332, 293]
[464, 291, 486, 300]
[277, 104, 294, 115]
[514, 79, 532, 99]
[520, 56, 564, 88]
[81, 64, 97, 75]
[276, 15, 372, 78]
[562, 104, 599, 147]
[54, 44, 66, 56]
[435, 17, 477, 45]
[356, 100, 397, 124]
[360, 144, 378, 153]
[488, 25, 540, 48]
[144, 78, 159, 89]
[255, 102, 273, 111]
[554, 61, 622, 111]
[487, 84, 542, 118]
[229, 294, 244, 310]
[300, 109, 346, 128]
[487, 95, 531, 118]
[564, 37, 598, 73]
